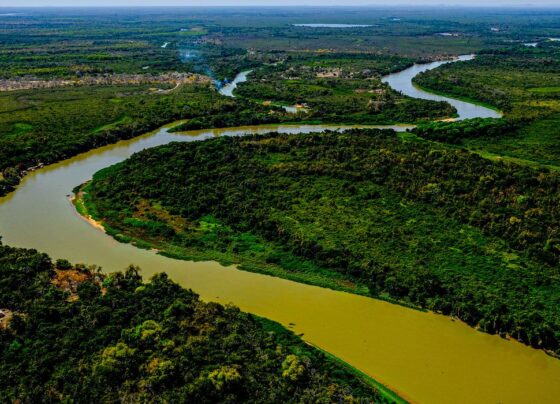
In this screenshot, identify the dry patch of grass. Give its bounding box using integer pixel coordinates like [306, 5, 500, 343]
[52, 268, 105, 301]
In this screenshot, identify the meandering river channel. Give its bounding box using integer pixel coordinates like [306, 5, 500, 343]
[383, 54, 502, 120]
[218, 69, 252, 97]
[0, 58, 556, 404]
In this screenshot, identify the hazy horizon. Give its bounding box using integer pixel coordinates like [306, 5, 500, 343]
[3, 1, 560, 8]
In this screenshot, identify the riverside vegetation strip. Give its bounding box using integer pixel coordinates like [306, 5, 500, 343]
[0, 242, 392, 403]
[413, 43, 560, 168]
[81, 129, 560, 355]
[2, 6, 560, 402]
[8, 6, 560, 198]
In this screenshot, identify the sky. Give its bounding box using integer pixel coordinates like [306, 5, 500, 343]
[2, 0, 559, 7]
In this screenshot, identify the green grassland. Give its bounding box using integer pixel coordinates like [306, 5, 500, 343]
[0, 83, 207, 168]
[83, 130, 560, 355]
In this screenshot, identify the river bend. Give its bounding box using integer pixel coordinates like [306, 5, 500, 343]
[0, 58, 555, 404]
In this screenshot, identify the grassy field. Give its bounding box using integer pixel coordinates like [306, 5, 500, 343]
[464, 113, 560, 168]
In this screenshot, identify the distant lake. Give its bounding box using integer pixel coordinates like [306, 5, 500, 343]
[293, 24, 373, 28]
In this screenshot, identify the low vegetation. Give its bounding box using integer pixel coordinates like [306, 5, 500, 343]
[413, 44, 560, 167]
[235, 53, 456, 124]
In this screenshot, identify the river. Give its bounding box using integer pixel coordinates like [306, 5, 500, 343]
[0, 58, 558, 404]
[218, 70, 253, 97]
[382, 55, 502, 120]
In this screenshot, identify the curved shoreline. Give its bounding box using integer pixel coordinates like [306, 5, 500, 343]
[411, 81, 502, 113]
[0, 55, 495, 201]
[382, 54, 502, 120]
[218, 69, 253, 97]
[4, 133, 560, 404]
[52, 124, 560, 403]
[2, 60, 560, 403]
[222, 55, 502, 121]
[69, 189, 409, 402]
[70, 192, 105, 233]
[71, 178, 429, 315]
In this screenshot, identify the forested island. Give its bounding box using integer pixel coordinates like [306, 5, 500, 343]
[2, 5, 560, 403]
[80, 129, 560, 355]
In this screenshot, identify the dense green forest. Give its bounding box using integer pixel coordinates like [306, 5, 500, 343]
[0, 241, 391, 402]
[413, 43, 560, 167]
[2, 6, 560, 402]
[2, 7, 485, 198]
[83, 130, 560, 355]
[412, 117, 519, 144]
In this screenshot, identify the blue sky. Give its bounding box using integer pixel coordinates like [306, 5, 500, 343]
[4, 1, 560, 7]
